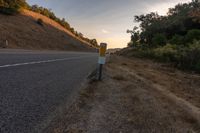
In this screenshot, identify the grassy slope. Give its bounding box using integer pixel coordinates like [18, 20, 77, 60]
[0, 9, 95, 51]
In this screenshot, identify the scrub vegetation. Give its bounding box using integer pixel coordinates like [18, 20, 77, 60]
[127, 0, 200, 72]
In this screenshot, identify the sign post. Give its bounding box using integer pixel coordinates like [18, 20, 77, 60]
[98, 43, 107, 80]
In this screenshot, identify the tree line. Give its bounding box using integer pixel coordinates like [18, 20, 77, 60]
[127, 0, 200, 72]
[0, 0, 98, 48]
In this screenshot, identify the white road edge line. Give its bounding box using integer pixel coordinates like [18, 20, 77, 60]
[0, 56, 92, 68]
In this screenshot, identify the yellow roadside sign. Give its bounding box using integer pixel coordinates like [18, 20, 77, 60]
[99, 43, 107, 57]
[98, 43, 108, 80]
[98, 43, 107, 65]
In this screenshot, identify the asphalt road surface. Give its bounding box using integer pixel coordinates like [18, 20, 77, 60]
[0, 49, 98, 133]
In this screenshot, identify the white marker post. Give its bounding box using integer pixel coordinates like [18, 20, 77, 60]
[5, 40, 8, 47]
[98, 43, 107, 80]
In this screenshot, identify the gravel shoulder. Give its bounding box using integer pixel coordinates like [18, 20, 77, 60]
[44, 55, 200, 133]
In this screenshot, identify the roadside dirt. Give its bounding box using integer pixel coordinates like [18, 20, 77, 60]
[44, 55, 200, 133]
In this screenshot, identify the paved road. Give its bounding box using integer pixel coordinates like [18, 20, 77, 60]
[0, 49, 98, 133]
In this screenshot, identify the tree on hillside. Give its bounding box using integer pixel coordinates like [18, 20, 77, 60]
[78, 33, 83, 38]
[152, 34, 167, 47]
[0, 0, 29, 15]
[189, 7, 200, 23]
[60, 18, 70, 29]
[0, 0, 5, 6]
[31, 5, 57, 20]
[90, 39, 98, 47]
[127, 26, 140, 47]
[132, 0, 200, 47]
[127, 0, 200, 72]
[0, 0, 28, 8]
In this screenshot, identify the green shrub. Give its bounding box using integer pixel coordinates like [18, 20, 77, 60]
[37, 18, 44, 26]
[131, 47, 155, 58]
[0, 0, 28, 15]
[152, 34, 167, 47]
[0, 0, 28, 8]
[129, 41, 200, 72]
[169, 34, 185, 45]
[153, 44, 178, 62]
[185, 29, 200, 43]
[179, 40, 200, 72]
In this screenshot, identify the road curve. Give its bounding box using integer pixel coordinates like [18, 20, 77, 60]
[0, 49, 98, 133]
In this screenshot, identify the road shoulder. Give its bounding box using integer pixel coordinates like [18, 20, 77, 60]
[44, 55, 200, 133]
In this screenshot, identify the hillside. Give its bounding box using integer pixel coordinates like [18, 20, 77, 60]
[0, 9, 95, 51]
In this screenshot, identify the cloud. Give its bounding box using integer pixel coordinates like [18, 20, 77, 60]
[102, 29, 109, 34]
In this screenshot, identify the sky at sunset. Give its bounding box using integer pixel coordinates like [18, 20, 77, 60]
[27, 0, 191, 48]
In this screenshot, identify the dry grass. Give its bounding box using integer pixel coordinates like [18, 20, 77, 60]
[0, 9, 94, 51]
[112, 75, 126, 81]
[79, 86, 95, 99]
[121, 63, 128, 66]
[44, 55, 200, 133]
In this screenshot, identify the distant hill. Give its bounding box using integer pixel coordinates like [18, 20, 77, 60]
[0, 9, 96, 51]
